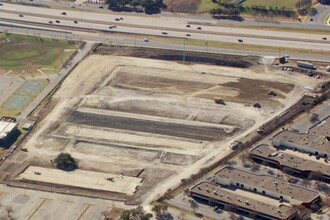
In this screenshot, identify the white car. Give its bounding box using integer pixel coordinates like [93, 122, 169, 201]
[144, 38, 149, 42]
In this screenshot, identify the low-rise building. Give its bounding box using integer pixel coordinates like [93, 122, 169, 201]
[273, 119, 330, 159]
[250, 144, 330, 183]
[0, 121, 18, 148]
[215, 167, 320, 206]
[190, 182, 297, 220]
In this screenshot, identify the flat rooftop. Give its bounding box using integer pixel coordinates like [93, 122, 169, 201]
[250, 145, 330, 177]
[191, 182, 296, 220]
[273, 119, 330, 155]
[0, 121, 17, 139]
[16, 166, 143, 196]
[215, 167, 319, 204]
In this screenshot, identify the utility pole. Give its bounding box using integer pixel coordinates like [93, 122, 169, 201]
[183, 38, 186, 63]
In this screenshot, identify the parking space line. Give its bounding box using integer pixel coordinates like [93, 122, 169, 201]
[25, 198, 48, 220]
[75, 204, 92, 220]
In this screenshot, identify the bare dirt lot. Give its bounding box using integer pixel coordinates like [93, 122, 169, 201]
[3, 53, 321, 204]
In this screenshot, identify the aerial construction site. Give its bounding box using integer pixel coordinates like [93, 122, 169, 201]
[1, 48, 323, 208]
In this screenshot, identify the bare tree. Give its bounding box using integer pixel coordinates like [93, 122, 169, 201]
[188, 199, 198, 211]
[309, 113, 319, 123]
[101, 210, 112, 220]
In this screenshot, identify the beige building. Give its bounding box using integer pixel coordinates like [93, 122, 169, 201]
[214, 167, 320, 206]
[250, 144, 330, 183]
[272, 119, 330, 159]
[190, 182, 297, 220]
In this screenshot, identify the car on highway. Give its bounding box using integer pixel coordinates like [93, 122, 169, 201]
[186, 24, 191, 28]
[62, 12, 67, 15]
[19, 14, 24, 17]
[197, 27, 202, 30]
[238, 39, 243, 42]
[74, 20, 78, 24]
[144, 38, 149, 42]
[49, 21, 53, 24]
[119, 17, 123, 20]
[70, 5, 75, 8]
[115, 18, 120, 21]
[322, 37, 327, 40]
[0, 3, 3, 6]
[162, 32, 168, 35]
[55, 20, 60, 23]
[186, 33, 191, 37]
[99, 6, 104, 9]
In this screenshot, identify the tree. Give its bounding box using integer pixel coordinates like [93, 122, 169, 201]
[54, 153, 77, 171]
[188, 199, 198, 211]
[301, 179, 311, 187]
[101, 210, 112, 220]
[309, 113, 319, 123]
[250, 164, 260, 171]
[229, 8, 241, 17]
[152, 203, 168, 217]
[120, 206, 152, 220]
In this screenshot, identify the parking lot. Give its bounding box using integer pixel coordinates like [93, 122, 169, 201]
[0, 183, 122, 220]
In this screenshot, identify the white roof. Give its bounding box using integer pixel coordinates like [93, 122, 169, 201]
[0, 121, 17, 139]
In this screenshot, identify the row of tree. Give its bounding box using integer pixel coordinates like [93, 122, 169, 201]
[210, 7, 241, 17]
[120, 203, 169, 220]
[210, 5, 298, 19]
[106, 0, 165, 12]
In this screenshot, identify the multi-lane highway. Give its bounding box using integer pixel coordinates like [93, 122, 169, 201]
[1, 3, 330, 44]
[0, 2, 330, 60]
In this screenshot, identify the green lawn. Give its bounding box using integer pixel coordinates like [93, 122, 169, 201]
[0, 33, 78, 74]
[197, 0, 221, 13]
[243, 0, 317, 9]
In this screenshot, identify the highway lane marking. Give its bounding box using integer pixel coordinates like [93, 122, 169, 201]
[75, 204, 92, 220]
[25, 198, 48, 220]
[0, 9, 329, 45]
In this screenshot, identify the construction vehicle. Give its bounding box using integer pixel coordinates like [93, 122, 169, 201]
[214, 97, 225, 105]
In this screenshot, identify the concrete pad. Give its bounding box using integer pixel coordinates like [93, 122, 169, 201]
[16, 166, 143, 195]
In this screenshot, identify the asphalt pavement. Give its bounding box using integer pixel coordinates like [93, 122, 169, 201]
[0, 2, 330, 51]
[5, 0, 330, 30]
[2, 23, 330, 62]
[307, 4, 330, 24]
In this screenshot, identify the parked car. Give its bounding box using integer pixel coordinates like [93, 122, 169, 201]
[144, 38, 149, 42]
[74, 20, 78, 24]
